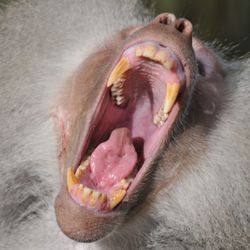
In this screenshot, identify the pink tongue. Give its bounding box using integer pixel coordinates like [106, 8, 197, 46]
[90, 128, 137, 188]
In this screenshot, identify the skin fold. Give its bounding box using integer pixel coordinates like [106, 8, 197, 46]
[0, 1, 250, 249]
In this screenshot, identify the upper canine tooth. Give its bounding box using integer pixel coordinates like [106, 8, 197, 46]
[141, 44, 157, 59]
[109, 189, 126, 209]
[67, 168, 80, 191]
[163, 82, 181, 114]
[107, 58, 131, 87]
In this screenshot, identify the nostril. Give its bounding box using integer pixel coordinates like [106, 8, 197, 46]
[176, 21, 185, 33]
[175, 19, 193, 37]
[152, 13, 176, 26]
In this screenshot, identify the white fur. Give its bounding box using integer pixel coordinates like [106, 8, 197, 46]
[1, 1, 250, 249]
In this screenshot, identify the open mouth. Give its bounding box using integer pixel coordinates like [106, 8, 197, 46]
[66, 41, 186, 212]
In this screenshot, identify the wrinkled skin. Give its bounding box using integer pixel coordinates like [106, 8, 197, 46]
[0, 1, 250, 250]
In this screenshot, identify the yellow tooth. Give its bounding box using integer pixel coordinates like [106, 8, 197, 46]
[82, 187, 92, 203]
[75, 165, 86, 178]
[99, 193, 107, 205]
[75, 158, 89, 178]
[153, 108, 168, 126]
[89, 190, 101, 207]
[109, 189, 126, 209]
[163, 83, 180, 114]
[135, 47, 143, 57]
[141, 44, 157, 59]
[119, 179, 131, 189]
[75, 184, 84, 199]
[107, 58, 131, 87]
[154, 50, 167, 64]
[67, 168, 80, 191]
[163, 60, 176, 70]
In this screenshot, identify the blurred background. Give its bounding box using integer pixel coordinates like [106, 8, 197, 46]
[145, 0, 250, 57]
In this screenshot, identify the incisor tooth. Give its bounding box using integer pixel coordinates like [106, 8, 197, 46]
[89, 190, 101, 207]
[75, 158, 89, 178]
[107, 58, 131, 87]
[67, 168, 80, 191]
[82, 187, 92, 203]
[135, 47, 143, 57]
[142, 44, 157, 59]
[109, 189, 126, 209]
[99, 193, 107, 205]
[163, 83, 180, 114]
[154, 50, 167, 64]
[164, 60, 176, 70]
[75, 166, 86, 178]
[120, 179, 131, 189]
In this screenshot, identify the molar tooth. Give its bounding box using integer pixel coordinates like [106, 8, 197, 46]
[115, 89, 123, 95]
[107, 58, 131, 87]
[153, 106, 169, 126]
[109, 189, 126, 209]
[163, 83, 180, 114]
[67, 168, 80, 191]
[116, 96, 126, 105]
[142, 44, 157, 59]
[114, 78, 125, 87]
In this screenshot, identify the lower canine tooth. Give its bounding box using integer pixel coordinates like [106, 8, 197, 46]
[67, 168, 80, 191]
[109, 189, 126, 209]
[153, 108, 169, 126]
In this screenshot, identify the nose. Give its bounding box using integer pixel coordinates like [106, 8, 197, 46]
[152, 13, 193, 40]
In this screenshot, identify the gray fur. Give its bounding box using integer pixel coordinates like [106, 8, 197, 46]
[0, 1, 249, 249]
